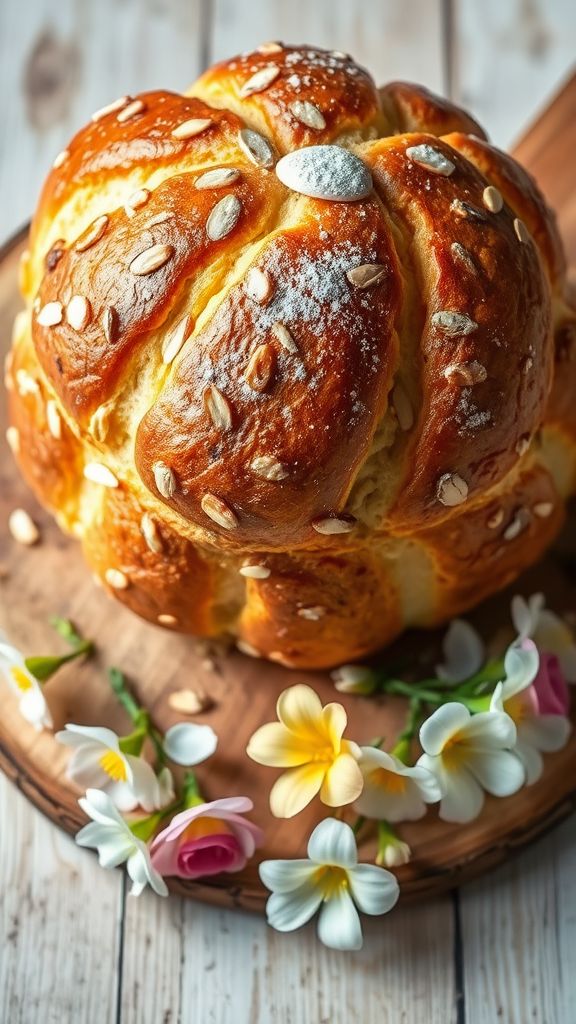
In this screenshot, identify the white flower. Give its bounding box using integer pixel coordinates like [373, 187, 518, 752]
[0, 638, 53, 730]
[379, 839, 412, 868]
[76, 788, 168, 897]
[436, 619, 485, 683]
[512, 593, 576, 682]
[56, 724, 174, 812]
[353, 747, 442, 821]
[331, 665, 377, 695]
[163, 722, 218, 765]
[490, 642, 571, 784]
[259, 818, 399, 951]
[416, 699, 525, 823]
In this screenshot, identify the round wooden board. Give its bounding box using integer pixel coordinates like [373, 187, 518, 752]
[1, 226, 576, 913]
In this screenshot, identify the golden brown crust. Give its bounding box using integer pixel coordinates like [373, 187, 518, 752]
[379, 81, 487, 140]
[192, 45, 382, 152]
[7, 46, 574, 669]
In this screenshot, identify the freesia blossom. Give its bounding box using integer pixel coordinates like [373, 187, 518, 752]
[416, 698, 525, 823]
[330, 664, 377, 695]
[512, 593, 576, 682]
[436, 619, 485, 683]
[151, 796, 263, 879]
[56, 724, 174, 812]
[490, 641, 571, 784]
[353, 747, 442, 821]
[259, 817, 399, 951]
[0, 637, 53, 730]
[247, 684, 363, 818]
[76, 788, 168, 896]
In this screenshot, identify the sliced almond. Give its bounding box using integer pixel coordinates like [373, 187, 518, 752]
[239, 564, 271, 579]
[129, 243, 174, 276]
[140, 513, 163, 554]
[437, 472, 468, 506]
[37, 301, 63, 327]
[9, 508, 39, 546]
[290, 100, 326, 131]
[245, 267, 273, 303]
[75, 215, 109, 253]
[162, 315, 192, 364]
[312, 515, 356, 535]
[240, 65, 280, 97]
[172, 117, 213, 139]
[346, 264, 386, 289]
[201, 493, 239, 529]
[272, 322, 297, 353]
[46, 399, 62, 439]
[105, 568, 130, 590]
[244, 344, 275, 392]
[195, 167, 241, 190]
[204, 384, 233, 431]
[238, 128, 275, 168]
[206, 195, 242, 241]
[66, 295, 92, 331]
[251, 455, 288, 481]
[168, 688, 211, 714]
[83, 462, 119, 488]
[153, 461, 176, 499]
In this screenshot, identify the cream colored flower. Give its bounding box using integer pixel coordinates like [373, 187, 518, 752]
[416, 699, 525, 823]
[354, 747, 442, 822]
[512, 593, 576, 682]
[0, 637, 53, 730]
[247, 684, 363, 818]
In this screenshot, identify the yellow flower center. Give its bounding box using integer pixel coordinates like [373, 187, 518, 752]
[99, 750, 127, 782]
[369, 767, 407, 794]
[313, 865, 349, 900]
[10, 667, 33, 692]
[503, 694, 528, 725]
[182, 817, 230, 841]
[441, 732, 469, 771]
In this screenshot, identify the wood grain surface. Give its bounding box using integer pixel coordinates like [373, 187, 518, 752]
[1, 3, 575, 1023]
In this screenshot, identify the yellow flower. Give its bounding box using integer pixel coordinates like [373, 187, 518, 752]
[246, 684, 363, 818]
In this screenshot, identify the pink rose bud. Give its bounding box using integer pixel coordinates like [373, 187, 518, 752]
[150, 797, 263, 880]
[532, 651, 570, 716]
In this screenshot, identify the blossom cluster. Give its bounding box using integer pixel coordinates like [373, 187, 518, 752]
[0, 593, 573, 953]
[245, 593, 574, 949]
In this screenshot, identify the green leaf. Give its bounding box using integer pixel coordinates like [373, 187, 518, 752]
[24, 640, 93, 682]
[49, 616, 86, 649]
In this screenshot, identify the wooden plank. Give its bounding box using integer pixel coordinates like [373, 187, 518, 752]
[121, 893, 457, 1024]
[0, 0, 205, 241]
[513, 74, 576, 269]
[451, 0, 576, 148]
[460, 829, 565, 1023]
[209, 0, 446, 92]
[0, 773, 123, 1024]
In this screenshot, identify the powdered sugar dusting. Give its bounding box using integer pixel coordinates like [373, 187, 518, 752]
[276, 146, 373, 201]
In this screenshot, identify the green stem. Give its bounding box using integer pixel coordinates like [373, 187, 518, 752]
[391, 697, 423, 763]
[129, 797, 184, 842]
[183, 771, 205, 808]
[108, 668, 167, 767]
[352, 815, 366, 837]
[25, 639, 93, 683]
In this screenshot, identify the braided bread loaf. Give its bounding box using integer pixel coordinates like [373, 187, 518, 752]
[7, 43, 576, 669]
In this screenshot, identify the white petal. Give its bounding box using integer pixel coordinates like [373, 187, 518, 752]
[19, 687, 53, 730]
[466, 748, 525, 796]
[513, 740, 543, 785]
[307, 818, 357, 868]
[419, 703, 470, 756]
[105, 781, 139, 812]
[56, 723, 121, 750]
[518, 715, 572, 753]
[67, 747, 110, 789]
[417, 757, 485, 824]
[348, 863, 399, 916]
[157, 766, 175, 806]
[501, 642, 539, 699]
[535, 610, 576, 683]
[462, 709, 516, 749]
[126, 755, 164, 811]
[79, 788, 126, 827]
[317, 888, 363, 951]
[266, 883, 323, 932]
[127, 844, 168, 897]
[163, 723, 218, 766]
[437, 619, 485, 683]
[259, 859, 315, 893]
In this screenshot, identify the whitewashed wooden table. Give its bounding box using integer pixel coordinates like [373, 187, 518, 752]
[1, 2, 576, 1021]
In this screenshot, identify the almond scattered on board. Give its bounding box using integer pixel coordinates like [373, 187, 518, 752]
[168, 688, 211, 714]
